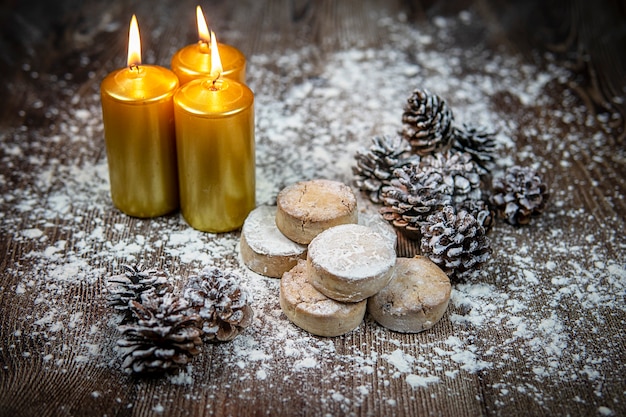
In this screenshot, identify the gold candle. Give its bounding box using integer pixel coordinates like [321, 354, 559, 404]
[100, 15, 179, 218]
[174, 31, 255, 232]
[170, 6, 246, 85]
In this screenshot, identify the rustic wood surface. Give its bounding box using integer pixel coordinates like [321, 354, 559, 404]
[1, 0, 625, 416]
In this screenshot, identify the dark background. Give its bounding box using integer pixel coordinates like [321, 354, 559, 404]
[1, 0, 625, 139]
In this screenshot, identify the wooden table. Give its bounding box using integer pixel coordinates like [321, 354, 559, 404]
[1, 1, 624, 416]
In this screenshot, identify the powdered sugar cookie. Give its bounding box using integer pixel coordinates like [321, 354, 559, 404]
[240, 206, 307, 278]
[367, 256, 451, 333]
[275, 179, 358, 244]
[307, 223, 396, 302]
[279, 260, 366, 337]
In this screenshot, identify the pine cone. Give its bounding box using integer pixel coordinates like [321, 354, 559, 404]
[401, 89, 454, 155]
[380, 165, 453, 238]
[353, 135, 418, 203]
[458, 198, 495, 233]
[452, 123, 497, 174]
[184, 268, 253, 342]
[380, 151, 485, 239]
[420, 150, 483, 205]
[489, 165, 549, 225]
[420, 205, 492, 279]
[107, 264, 172, 322]
[117, 292, 201, 374]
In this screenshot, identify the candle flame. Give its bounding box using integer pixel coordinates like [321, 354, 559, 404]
[196, 6, 210, 43]
[209, 30, 223, 82]
[127, 15, 141, 67]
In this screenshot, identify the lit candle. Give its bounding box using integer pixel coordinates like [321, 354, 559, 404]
[170, 6, 246, 85]
[100, 15, 179, 218]
[174, 31, 255, 232]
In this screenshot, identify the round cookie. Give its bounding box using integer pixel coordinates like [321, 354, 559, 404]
[307, 223, 396, 303]
[275, 179, 358, 244]
[279, 259, 366, 337]
[367, 256, 451, 333]
[240, 206, 307, 278]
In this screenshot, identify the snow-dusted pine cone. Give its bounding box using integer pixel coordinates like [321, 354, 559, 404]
[420, 150, 483, 205]
[420, 205, 492, 279]
[107, 264, 172, 322]
[401, 89, 454, 155]
[380, 165, 453, 237]
[117, 292, 202, 374]
[353, 135, 418, 203]
[452, 123, 497, 175]
[458, 198, 495, 233]
[184, 268, 253, 342]
[489, 165, 549, 225]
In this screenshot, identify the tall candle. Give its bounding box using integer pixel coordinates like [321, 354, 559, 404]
[101, 15, 179, 218]
[171, 6, 246, 85]
[174, 31, 255, 232]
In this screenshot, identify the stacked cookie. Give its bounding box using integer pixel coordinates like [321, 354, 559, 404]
[240, 179, 451, 337]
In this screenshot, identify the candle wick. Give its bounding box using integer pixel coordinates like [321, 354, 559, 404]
[129, 63, 140, 72]
[198, 40, 210, 53]
[211, 73, 223, 89]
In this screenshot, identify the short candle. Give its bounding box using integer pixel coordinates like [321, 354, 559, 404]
[171, 6, 246, 85]
[174, 31, 255, 232]
[100, 15, 179, 218]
